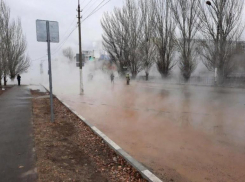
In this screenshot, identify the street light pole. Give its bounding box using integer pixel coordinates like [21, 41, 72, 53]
[77, 0, 84, 94]
[206, 1, 218, 85]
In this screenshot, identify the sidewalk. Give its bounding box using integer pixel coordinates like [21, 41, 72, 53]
[0, 86, 37, 182]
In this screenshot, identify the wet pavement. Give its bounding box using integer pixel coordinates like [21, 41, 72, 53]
[0, 86, 37, 182]
[49, 80, 245, 182]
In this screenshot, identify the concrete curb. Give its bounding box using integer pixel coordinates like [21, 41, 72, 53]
[41, 85, 163, 182]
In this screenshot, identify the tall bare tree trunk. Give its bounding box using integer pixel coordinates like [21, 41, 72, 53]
[102, 0, 144, 78]
[155, 0, 177, 78]
[171, 0, 201, 81]
[4, 76, 7, 86]
[139, 0, 156, 81]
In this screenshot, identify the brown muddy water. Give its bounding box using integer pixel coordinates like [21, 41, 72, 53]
[50, 80, 245, 182]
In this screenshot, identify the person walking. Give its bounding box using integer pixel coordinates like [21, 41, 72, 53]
[17, 74, 21, 86]
[126, 73, 130, 85]
[4, 76, 7, 86]
[110, 73, 114, 84]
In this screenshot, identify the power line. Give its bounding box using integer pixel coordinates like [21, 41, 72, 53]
[82, 0, 94, 10]
[51, 0, 112, 57]
[31, 21, 76, 62]
[32, 55, 47, 62]
[53, 0, 110, 57]
[31, 26, 77, 62]
[31, 0, 112, 62]
[84, 0, 106, 17]
[52, 26, 78, 56]
[48, 1, 109, 59]
[61, 17, 77, 38]
[80, 0, 88, 6]
[82, 0, 98, 15]
[52, 1, 105, 55]
[82, 0, 111, 23]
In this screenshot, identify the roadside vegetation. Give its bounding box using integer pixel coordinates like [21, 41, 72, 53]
[0, 0, 30, 86]
[102, 0, 245, 84]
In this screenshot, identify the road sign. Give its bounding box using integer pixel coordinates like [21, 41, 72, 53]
[36, 20, 59, 43]
[76, 54, 85, 67]
[36, 20, 59, 123]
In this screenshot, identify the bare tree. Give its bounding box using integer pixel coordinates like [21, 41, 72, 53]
[155, 0, 177, 78]
[171, 0, 201, 81]
[102, 9, 128, 76]
[7, 19, 30, 80]
[198, 0, 245, 83]
[102, 0, 144, 78]
[63, 47, 74, 62]
[0, 0, 30, 84]
[139, 0, 156, 80]
[122, 0, 144, 78]
[0, 0, 10, 85]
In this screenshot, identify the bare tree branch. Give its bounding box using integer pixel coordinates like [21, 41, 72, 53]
[171, 0, 201, 81]
[101, 0, 144, 78]
[155, 0, 177, 78]
[0, 0, 30, 83]
[198, 0, 245, 83]
[139, 0, 157, 80]
[63, 47, 74, 62]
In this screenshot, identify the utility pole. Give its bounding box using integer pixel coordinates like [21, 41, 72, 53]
[77, 0, 84, 94]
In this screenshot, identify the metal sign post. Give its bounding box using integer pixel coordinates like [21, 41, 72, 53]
[36, 20, 59, 123]
[46, 21, 54, 123]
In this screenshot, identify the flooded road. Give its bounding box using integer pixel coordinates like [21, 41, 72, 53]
[51, 80, 245, 182]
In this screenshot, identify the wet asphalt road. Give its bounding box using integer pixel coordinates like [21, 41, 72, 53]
[0, 86, 36, 182]
[49, 79, 245, 182]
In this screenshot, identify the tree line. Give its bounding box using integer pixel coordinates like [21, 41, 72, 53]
[101, 0, 245, 83]
[0, 0, 30, 86]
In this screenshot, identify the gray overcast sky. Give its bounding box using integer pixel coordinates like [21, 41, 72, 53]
[6, 0, 124, 62]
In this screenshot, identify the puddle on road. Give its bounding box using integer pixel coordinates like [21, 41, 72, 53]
[51, 81, 245, 182]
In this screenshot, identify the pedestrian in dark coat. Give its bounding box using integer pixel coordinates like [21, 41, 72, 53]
[110, 73, 114, 84]
[17, 74, 21, 86]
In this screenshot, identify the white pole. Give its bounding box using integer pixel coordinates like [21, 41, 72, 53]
[80, 69, 83, 94]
